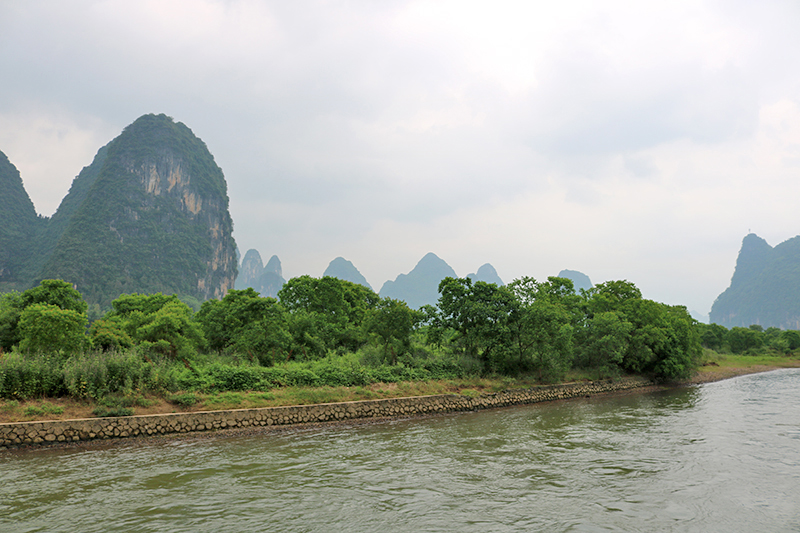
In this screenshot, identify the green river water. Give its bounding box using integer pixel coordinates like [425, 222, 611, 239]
[2, 368, 799, 532]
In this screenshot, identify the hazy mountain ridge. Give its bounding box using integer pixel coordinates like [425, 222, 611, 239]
[710, 233, 800, 329]
[379, 252, 457, 309]
[323, 257, 372, 290]
[557, 269, 593, 292]
[467, 264, 504, 286]
[234, 249, 286, 298]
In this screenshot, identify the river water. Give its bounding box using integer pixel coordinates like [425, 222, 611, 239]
[2, 369, 799, 532]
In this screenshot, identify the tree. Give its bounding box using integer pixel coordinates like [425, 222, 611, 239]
[278, 276, 380, 353]
[1, 280, 89, 352]
[99, 293, 205, 358]
[365, 298, 422, 364]
[196, 288, 292, 365]
[18, 303, 88, 354]
[434, 277, 516, 369]
[20, 279, 88, 314]
[0, 291, 23, 352]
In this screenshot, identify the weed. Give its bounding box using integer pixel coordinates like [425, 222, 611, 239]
[92, 406, 134, 417]
[168, 393, 200, 406]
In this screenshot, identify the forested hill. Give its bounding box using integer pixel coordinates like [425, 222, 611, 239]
[0, 114, 238, 308]
[0, 151, 40, 288]
[710, 233, 800, 329]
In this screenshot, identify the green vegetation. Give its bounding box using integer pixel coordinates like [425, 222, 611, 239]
[1, 114, 238, 309]
[710, 233, 800, 329]
[3, 274, 797, 421]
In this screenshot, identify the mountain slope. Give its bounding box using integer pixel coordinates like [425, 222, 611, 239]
[323, 257, 372, 290]
[466, 263, 504, 286]
[379, 252, 457, 309]
[557, 269, 593, 292]
[35, 114, 238, 307]
[710, 233, 800, 329]
[0, 151, 39, 286]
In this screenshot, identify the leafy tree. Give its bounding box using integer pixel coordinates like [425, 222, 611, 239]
[575, 311, 632, 376]
[434, 277, 516, 370]
[506, 277, 577, 380]
[278, 276, 380, 353]
[101, 293, 205, 358]
[197, 288, 292, 365]
[0, 280, 89, 352]
[697, 323, 728, 351]
[20, 279, 88, 314]
[88, 315, 133, 351]
[576, 281, 701, 380]
[365, 298, 422, 364]
[0, 291, 23, 352]
[727, 326, 764, 354]
[18, 303, 88, 354]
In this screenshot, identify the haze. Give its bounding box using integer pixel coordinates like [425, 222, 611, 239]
[2, 0, 799, 317]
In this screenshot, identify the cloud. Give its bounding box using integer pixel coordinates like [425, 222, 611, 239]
[1, 0, 799, 315]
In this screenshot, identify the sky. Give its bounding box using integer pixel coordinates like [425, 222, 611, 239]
[1, 0, 799, 317]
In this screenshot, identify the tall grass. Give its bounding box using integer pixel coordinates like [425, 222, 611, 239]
[0, 346, 477, 401]
[0, 352, 65, 399]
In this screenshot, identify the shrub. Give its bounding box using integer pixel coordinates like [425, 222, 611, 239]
[0, 352, 66, 399]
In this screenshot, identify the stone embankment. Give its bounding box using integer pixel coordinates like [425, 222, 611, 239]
[0, 377, 652, 449]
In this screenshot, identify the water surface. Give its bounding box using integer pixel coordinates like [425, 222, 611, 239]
[2, 369, 799, 532]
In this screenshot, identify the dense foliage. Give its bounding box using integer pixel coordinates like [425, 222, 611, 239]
[0, 274, 732, 406]
[1, 114, 238, 309]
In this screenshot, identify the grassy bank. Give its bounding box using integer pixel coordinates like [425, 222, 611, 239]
[3, 352, 799, 424]
[0, 375, 536, 424]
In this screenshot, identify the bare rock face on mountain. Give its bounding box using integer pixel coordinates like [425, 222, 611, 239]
[557, 269, 593, 293]
[323, 257, 372, 291]
[710, 233, 800, 329]
[31, 114, 238, 307]
[379, 252, 457, 309]
[467, 263, 504, 286]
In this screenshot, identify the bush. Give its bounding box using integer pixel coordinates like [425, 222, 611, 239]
[18, 304, 88, 355]
[168, 392, 200, 406]
[63, 350, 168, 399]
[0, 352, 66, 399]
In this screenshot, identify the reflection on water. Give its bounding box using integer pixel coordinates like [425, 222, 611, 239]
[2, 369, 800, 532]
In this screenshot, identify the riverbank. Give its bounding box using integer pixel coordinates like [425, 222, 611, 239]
[2, 356, 799, 450]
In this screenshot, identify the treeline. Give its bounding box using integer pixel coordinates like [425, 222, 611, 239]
[0, 275, 717, 403]
[696, 322, 800, 355]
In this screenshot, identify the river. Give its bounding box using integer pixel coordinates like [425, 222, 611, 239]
[2, 368, 799, 532]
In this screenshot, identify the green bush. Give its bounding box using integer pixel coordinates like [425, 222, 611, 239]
[0, 352, 66, 399]
[63, 350, 169, 399]
[168, 392, 200, 406]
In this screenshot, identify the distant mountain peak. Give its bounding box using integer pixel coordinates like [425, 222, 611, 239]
[557, 269, 593, 292]
[379, 253, 456, 309]
[467, 263, 504, 286]
[235, 249, 285, 298]
[323, 257, 372, 290]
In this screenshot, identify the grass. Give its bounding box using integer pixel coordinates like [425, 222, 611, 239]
[698, 351, 800, 371]
[3, 353, 798, 424]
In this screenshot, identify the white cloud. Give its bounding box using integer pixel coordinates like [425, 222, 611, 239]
[1, 0, 799, 314]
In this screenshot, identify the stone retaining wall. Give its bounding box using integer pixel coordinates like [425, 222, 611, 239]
[0, 377, 653, 448]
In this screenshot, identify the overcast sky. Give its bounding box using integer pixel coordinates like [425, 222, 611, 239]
[1, 0, 799, 316]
